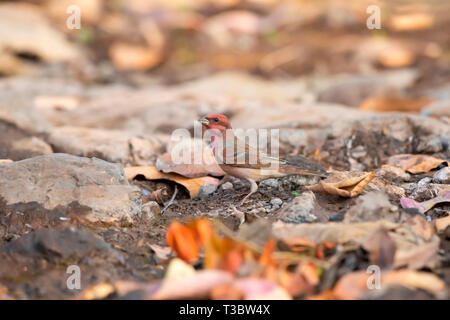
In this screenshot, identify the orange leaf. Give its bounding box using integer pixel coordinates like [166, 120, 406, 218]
[259, 239, 276, 267]
[124, 165, 219, 198]
[166, 222, 199, 263]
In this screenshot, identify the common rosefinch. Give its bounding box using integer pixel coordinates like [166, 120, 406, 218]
[198, 114, 327, 204]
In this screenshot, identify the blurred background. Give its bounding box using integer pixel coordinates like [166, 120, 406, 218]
[0, 0, 449, 86]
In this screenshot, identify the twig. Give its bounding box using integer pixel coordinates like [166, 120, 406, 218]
[161, 186, 178, 215]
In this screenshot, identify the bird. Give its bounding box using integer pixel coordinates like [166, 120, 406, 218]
[198, 113, 327, 204]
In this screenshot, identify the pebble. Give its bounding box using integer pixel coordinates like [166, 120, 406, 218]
[260, 178, 279, 188]
[270, 198, 283, 208]
[221, 182, 234, 190]
[198, 184, 217, 199]
[433, 167, 450, 184]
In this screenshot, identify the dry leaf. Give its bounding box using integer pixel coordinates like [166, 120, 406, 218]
[305, 172, 375, 197]
[333, 269, 445, 300]
[390, 13, 434, 31]
[434, 215, 450, 232]
[156, 149, 225, 178]
[362, 229, 396, 269]
[400, 191, 450, 214]
[153, 259, 234, 299]
[148, 244, 172, 261]
[166, 222, 200, 263]
[77, 283, 115, 300]
[0, 159, 13, 165]
[404, 215, 435, 241]
[34, 96, 80, 111]
[387, 154, 447, 174]
[360, 96, 433, 113]
[109, 42, 162, 71]
[124, 165, 219, 198]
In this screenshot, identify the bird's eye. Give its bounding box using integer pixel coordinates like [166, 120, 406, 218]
[213, 118, 219, 122]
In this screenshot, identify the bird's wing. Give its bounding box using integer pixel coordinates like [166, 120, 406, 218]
[219, 136, 327, 177]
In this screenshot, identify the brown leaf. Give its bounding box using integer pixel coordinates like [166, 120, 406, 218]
[360, 96, 433, 113]
[305, 172, 375, 197]
[362, 229, 396, 269]
[153, 259, 234, 299]
[156, 150, 225, 178]
[390, 13, 434, 31]
[387, 154, 447, 174]
[404, 215, 435, 241]
[34, 95, 80, 111]
[166, 222, 200, 263]
[109, 42, 162, 71]
[434, 215, 450, 233]
[124, 165, 219, 198]
[333, 270, 445, 300]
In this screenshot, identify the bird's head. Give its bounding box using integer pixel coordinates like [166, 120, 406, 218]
[198, 114, 232, 133]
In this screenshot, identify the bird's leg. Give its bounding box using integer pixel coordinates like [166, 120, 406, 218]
[218, 174, 232, 187]
[238, 178, 258, 206]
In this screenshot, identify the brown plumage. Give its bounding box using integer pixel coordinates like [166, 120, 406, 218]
[199, 113, 327, 204]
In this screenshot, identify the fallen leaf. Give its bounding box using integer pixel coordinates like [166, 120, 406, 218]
[166, 222, 200, 263]
[34, 96, 80, 111]
[124, 165, 219, 198]
[360, 96, 433, 113]
[400, 191, 450, 214]
[0, 159, 13, 165]
[362, 229, 396, 269]
[434, 215, 450, 232]
[148, 244, 172, 261]
[232, 278, 292, 300]
[273, 219, 439, 269]
[109, 42, 162, 71]
[305, 172, 375, 197]
[333, 270, 445, 300]
[404, 215, 435, 241]
[156, 148, 225, 178]
[390, 13, 434, 31]
[153, 259, 234, 299]
[77, 283, 115, 300]
[387, 154, 447, 174]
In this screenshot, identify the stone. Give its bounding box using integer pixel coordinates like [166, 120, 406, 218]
[198, 184, 217, 199]
[0, 154, 141, 224]
[0, 120, 53, 160]
[270, 198, 283, 207]
[277, 191, 326, 223]
[46, 126, 165, 165]
[3, 227, 119, 261]
[221, 182, 234, 190]
[260, 178, 279, 188]
[344, 192, 399, 223]
[433, 167, 450, 184]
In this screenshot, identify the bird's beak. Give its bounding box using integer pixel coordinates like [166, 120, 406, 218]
[198, 117, 209, 126]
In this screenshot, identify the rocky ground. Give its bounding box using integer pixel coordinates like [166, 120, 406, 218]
[0, 70, 449, 299]
[0, 0, 449, 300]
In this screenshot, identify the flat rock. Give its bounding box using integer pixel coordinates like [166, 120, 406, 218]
[433, 167, 450, 184]
[0, 120, 52, 160]
[0, 154, 141, 224]
[344, 192, 399, 223]
[46, 126, 165, 165]
[277, 191, 327, 223]
[4, 227, 119, 261]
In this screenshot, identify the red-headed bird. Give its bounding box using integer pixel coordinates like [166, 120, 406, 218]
[198, 113, 327, 204]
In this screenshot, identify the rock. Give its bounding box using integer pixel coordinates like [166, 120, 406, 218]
[0, 154, 141, 224]
[279, 175, 321, 189]
[0, 120, 53, 160]
[260, 178, 279, 188]
[277, 191, 326, 223]
[141, 201, 161, 219]
[198, 184, 217, 199]
[376, 165, 411, 181]
[421, 100, 450, 118]
[3, 227, 119, 262]
[270, 198, 283, 209]
[344, 192, 399, 223]
[433, 167, 450, 184]
[221, 182, 234, 190]
[46, 126, 165, 165]
[416, 135, 443, 153]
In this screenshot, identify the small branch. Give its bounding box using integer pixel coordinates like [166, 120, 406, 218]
[161, 186, 178, 215]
